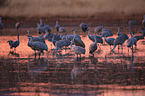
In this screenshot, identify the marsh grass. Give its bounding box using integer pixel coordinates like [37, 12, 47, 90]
[0, 0, 145, 18]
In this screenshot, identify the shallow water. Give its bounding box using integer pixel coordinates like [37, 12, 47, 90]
[0, 34, 145, 96]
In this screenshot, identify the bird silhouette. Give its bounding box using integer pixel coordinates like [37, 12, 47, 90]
[94, 26, 102, 34]
[59, 27, 66, 33]
[101, 25, 113, 38]
[80, 23, 88, 33]
[7, 40, 13, 47]
[73, 30, 85, 48]
[104, 36, 115, 50]
[10, 35, 20, 51]
[27, 30, 45, 43]
[0, 17, 3, 30]
[89, 35, 97, 56]
[88, 29, 103, 48]
[15, 22, 20, 32]
[112, 33, 128, 52]
[128, 20, 136, 31]
[44, 23, 51, 32]
[142, 15, 145, 27]
[29, 37, 48, 59]
[70, 41, 86, 58]
[66, 30, 81, 41]
[127, 31, 136, 52]
[55, 21, 60, 32]
[37, 23, 45, 34]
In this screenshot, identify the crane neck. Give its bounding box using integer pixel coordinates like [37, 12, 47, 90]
[118, 27, 120, 33]
[40, 19, 42, 25]
[102, 25, 105, 31]
[17, 35, 19, 41]
[70, 41, 73, 48]
[130, 32, 134, 38]
[30, 37, 33, 44]
[27, 30, 30, 37]
[94, 36, 97, 43]
[88, 30, 90, 37]
[56, 21, 58, 24]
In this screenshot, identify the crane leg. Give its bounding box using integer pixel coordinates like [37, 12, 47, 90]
[121, 45, 123, 53]
[132, 46, 133, 53]
[35, 51, 36, 58]
[39, 52, 41, 59]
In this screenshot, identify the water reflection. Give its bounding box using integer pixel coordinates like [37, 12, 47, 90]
[1, 35, 145, 95]
[28, 58, 49, 80]
[71, 56, 98, 85]
[8, 51, 20, 57]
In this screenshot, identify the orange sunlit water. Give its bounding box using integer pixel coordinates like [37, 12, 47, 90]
[1, 35, 145, 96]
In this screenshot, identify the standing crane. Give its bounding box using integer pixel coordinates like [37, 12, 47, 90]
[15, 22, 20, 32]
[104, 36, 115, 50]
[142, 15, 145, 27]
[127, 31, 137, 52]
[0, 17, 3, 30]
[10, 35, 20, 51]
[89, 35, 98, 56]
[111, 33, 128, 52]
[80, 23, 88, 33]
[29, 37, 48, 59]
[70, 41, 86, 58]
[55, 21, 60, 32]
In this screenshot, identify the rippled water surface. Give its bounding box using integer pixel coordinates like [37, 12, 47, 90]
[0, 32, 145, 96]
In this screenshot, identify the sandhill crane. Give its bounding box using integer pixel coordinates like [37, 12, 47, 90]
[37, 23, 45, 34]
[111, 33, 128, 52]
[44, 23, 51, 32]
[7, 40, 13, 49]
[142, 15, 145, 27]
[134, 35, 144, 41]
[127, 31, 137, 52]
[27, 30, 45, 43]
[104, 36, 115, 50]
[80, 23, 88, 33]
[60, 34, 67, 40]
[88, 29, 103, 48]
[39, 19, 43, 27]
[52, 35, 57, 46]
[29, 37, 48, 59]
[0, 17, 3, 30]
[55, 21, 60, 31]
[117, 27, 129, 39]
[59, 27, 66, 33]
[101, 25, 113, 37]
[70, 41, 86, 58]
[128, 20, 136, 31]
[27, 38, 37, 58]
[52, 34, 62, 46]
[94, 26, 102, 34]
[63, 39, 71, 49]
[89, 35, 97, 56]
[73, 36, 85, 48]
[44, 30, 53, 42]
[15, 22, 20, 32]
[66, 30, 81, 41]
[53, 40, 65, 52]
[10, 35, 20, 51]
[139, 28, 145, 37]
